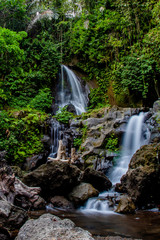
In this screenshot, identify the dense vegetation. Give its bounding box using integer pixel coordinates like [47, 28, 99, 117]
[0, 0, 159, 164]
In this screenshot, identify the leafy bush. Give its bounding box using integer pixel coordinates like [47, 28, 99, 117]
[73, 137, 83, 148]
[0, 109, 47, 164]
[89, 87, 107, 109]
[55, 106, 74, 124]
[105, 133, 119, 152]
[29, 88, 52, 112]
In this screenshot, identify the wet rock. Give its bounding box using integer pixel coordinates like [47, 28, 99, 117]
[50, 196, 74, 210]
[115, 195, 136, 214]
[22, 161, 81, 199]
[16, 213, 94, 240]
[69, 182, 99, 206]
[0, 200, 28, 230]
[120, 143, 160, 208]
[66, 103, 77, 114]
[82, 168, 112, 191]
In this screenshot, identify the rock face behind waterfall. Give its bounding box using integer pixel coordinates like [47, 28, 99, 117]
[119, 143, 160, 208]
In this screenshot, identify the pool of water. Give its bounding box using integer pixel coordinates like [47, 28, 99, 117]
[29, 208, 160, 240]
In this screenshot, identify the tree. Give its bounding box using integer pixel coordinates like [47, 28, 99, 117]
[0, 0, 28, 31]
[0, 27, 27, 107]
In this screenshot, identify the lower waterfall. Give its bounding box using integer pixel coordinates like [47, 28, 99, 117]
[81, 112, 150, 212]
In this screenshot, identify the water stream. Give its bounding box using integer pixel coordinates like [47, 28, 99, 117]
[81, 112, 150, 212]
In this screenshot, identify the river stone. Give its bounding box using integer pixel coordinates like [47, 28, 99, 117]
[120, 143, 160, 208]
[115, 195, 136, 214]
[82, 168, 112, 191]
[16, 213, 94, 240]
[68, 182, 99, 206]
[22, 161, 81, 199]
[50, 196, 74, 210]
[0, 200, 28, 230]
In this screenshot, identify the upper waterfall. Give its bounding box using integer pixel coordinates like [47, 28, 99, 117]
[58, 65, 88, 115]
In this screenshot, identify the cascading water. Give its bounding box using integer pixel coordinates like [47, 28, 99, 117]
[82, 112, 150, 212]
[48, 118, 60, 158]
[110, 112, 150, 185]
[49, 65, 88, 158]
[58, 65, 88, 115]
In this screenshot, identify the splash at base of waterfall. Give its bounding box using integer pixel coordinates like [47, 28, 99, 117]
[80, 191, 118, 214]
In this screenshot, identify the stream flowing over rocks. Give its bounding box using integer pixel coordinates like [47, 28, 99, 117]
[0, 100, 160, 239]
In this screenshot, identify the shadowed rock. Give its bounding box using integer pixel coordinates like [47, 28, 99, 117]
[22, 161, 81, 199]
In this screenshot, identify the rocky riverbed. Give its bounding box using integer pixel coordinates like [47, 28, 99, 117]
[0, 101, 160, 239]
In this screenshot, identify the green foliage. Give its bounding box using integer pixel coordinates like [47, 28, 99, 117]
[29, 88, 52, 112]
[81, 124, 88, 140]
[55, 106, 74, 124]
[89, 87, 107, 109]
[73, 137, 82, 148]
[0, 109, 47, 164]
[105, 133, 119, 152]
[0, 0, 28, 31]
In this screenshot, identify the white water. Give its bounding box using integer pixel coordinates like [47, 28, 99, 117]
[48, 119, 60, 158]
[110, 112, 150, 185]
[59, 65, 87, 115]
[82, 112, 150, 213]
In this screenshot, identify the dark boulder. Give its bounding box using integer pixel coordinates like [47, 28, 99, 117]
[120, 143, 160, 208]
[82, 168, 112, 191]
[66, 103, 77, 114]
[49, 196, 74, 210]
[22, 161, 81, 199]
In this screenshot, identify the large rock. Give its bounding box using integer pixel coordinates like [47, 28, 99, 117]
[0, 200, 28, 230]
[22, 161, 81, 199]
[115, 195, 136, 214]
[120, 143, 160, 207]
[80, 106, 145, 158]
[49, 196, 74, 210]
[69, 182, 99, 206]
[82, 168, 112, 191]
[16, 213, 94, 240]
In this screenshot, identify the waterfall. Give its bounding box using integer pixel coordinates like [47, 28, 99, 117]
[49, 65, 88, 158]
[48, 118, 60, 158]
[81, 112, 150, 212]
[110, 112, 150, 185]
[58, 65, 88, 115]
